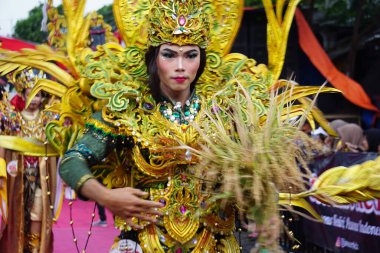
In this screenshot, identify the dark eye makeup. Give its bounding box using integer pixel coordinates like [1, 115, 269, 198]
[186, 52, 199, 59]
[160, 48, 199, 59]
[161, 50, 176, 58]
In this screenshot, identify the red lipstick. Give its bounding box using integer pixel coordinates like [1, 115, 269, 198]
[173, 77, 187, 83]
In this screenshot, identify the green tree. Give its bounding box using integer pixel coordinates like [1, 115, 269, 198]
[13, 4, 46, 43]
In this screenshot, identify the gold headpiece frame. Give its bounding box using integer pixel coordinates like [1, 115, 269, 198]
[113, 0, 244, 54]
[147, 0, 209, 48]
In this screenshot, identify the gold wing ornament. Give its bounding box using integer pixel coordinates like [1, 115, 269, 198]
[0, 1, 134, 190]
[263, 0, 301, 81]
[112, 0, 150, 49]
[0, 44, 92, 156]
[0, 0, 104, 156]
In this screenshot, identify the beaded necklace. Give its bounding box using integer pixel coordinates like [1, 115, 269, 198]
[159, 93, 200, 125]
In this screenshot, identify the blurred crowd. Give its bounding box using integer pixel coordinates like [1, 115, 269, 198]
[302, 119, 380, 154]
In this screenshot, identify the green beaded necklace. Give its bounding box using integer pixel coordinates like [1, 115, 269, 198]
[159, 94, 200, 125]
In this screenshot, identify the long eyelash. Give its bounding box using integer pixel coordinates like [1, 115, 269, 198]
[161, 51, 175, 58]
[187, 53, 198, 59]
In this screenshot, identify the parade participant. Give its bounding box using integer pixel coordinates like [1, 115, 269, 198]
[88, 11, 118, 51]
[2, 0, 380, 252]
[44, 0, 118, 51]
[323, 119, 348, 150]
[0, 69, 59, 253]
[329, 119, 349, 133]
[57, 0, 338, 250]
[59, 0, 241, 249]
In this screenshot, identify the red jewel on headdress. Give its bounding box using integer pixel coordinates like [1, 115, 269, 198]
[178, 15, 186, 26]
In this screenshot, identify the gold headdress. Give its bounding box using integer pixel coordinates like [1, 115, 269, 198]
[114, 0, 243, 54]
[147, 0, 210, 48]
[11, 68, 46, 94]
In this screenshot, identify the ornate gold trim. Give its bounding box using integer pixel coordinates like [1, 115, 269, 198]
[87, 118, 120, 136]
[139, 224, 166, 253]
[74, 174, 95, 192]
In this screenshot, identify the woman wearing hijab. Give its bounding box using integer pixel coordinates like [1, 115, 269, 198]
[336, 123, 367, 152]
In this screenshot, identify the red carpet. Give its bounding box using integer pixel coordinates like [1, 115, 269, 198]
[53, 199, 119, 253]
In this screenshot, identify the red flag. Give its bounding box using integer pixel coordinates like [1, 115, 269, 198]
[295, 9, 378, 112]
[0, 36, 36, 51]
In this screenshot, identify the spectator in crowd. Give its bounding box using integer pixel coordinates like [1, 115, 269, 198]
[324, 119, 349, 151]
[301, 121, 312, 136]
[336, 123, 368, 152]
[329, 119, 348, 133]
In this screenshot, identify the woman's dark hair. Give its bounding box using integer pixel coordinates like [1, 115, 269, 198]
[145, 45, 207, 101]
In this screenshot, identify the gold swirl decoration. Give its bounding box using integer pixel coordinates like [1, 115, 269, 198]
[45, 120, 80, 156]
[95, 150, 131, 189]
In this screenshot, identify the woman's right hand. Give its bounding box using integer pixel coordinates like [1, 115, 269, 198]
[99, 187, 163, 229]
[80, 179, 163, 229]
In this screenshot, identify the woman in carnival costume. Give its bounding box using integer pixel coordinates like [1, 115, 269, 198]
[1, 0, 380, 252]
[57, 0, 282, 251]
[59, 1, 244, 251]
[56, 0, 340, 251]
[0, 69, 60, 253]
